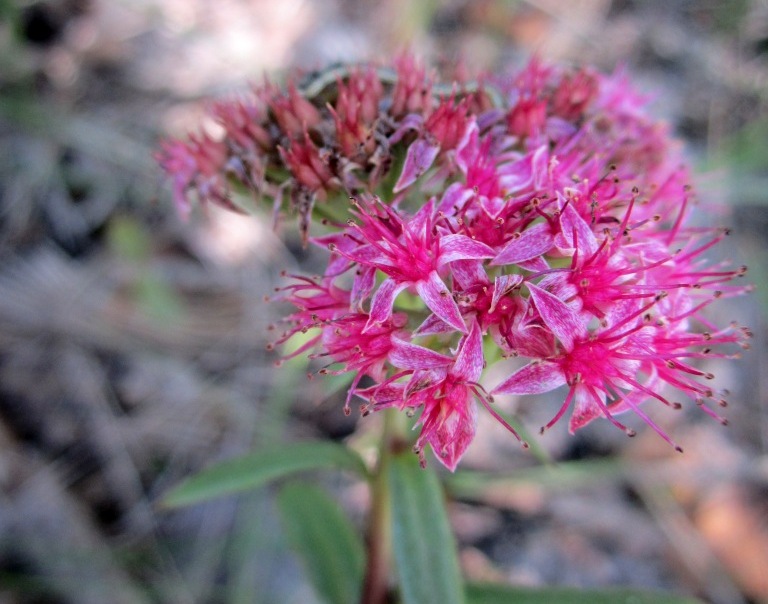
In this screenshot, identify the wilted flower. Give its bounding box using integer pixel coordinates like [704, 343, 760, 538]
[158, 55, 750, 470]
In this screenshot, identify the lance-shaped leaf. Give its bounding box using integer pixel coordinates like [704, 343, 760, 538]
[388, 451, 465, 604]
[162, 441, 368, 508]
[466, 582, 703, 604]
[277, 483, 365, 604]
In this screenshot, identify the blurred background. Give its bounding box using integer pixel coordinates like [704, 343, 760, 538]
[0, 1, 766, 603]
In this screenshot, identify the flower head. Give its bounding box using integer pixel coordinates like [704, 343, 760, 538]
[159, 56, 750, 469]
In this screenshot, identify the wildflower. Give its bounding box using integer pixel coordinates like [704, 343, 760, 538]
[278, 132, 337, 194]
[329, 67, 383, 160]
[329, 197, 495, 333]
[359, 320, 524, 471]
[159, 55, 750, 468]
[390, 54, 433, 118]
[269, 82, 322, 139]
[155, 133, 237, 217]
[492, 283, 745, 450]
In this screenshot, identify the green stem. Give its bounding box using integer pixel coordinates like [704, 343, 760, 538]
[360, 410, 403, 604]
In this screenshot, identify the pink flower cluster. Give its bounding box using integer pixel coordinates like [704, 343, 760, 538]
[158, 57, 750, 471]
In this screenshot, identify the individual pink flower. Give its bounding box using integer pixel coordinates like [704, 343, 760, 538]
[358, 320, 524, 471]
[210, 96, 272, 153]
[492, 282, 746, 451]
[507, 95, 548, 139]
[551, 67, 599, 120]
[328, 197, 495, 334]
[155, 133, 239, 218]
[269, 82, 322, 139]
[390, 54, 433, 118]
[393, 95, 472, 193]
[329, 67, 383, 160]
[278, 132, 337, 194]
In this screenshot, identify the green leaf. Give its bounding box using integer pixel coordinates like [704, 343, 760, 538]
[465, 582, 703, 604]
[388, 452, 464, 604]
[277, 483, 365, 604]
[162, 441, 369, 508]
[447, 458, 629, 502]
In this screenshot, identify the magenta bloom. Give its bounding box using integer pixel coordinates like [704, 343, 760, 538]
[358, 320, 523, 471]
[159, 56, 750, 470]
[329, 197, 494, 334]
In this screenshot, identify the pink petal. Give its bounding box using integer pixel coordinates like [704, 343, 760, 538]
[492, 361, 566, 395]
[568, 385, 604, 432]
[490, 274, 523, 312]
[455, 121, 480, 173]
[558, 201, 598, 256]
[491, 222, 554, 266]
[517, 256, 550, 272]
[388, 113, 423, 145]
[415, 271, 467, 333]
[439, 234, 495, 266]
[531, 145, 550, 189]
[351, 265, 376, 310]
[451, 320, 484, 382]
[527, 282, 587, 351]
[394, 138, 440, 193]
[437, 182, 474, 216]
[389, 339, 452, 370]
[480, 195, 505, 220]
[419, 392, 477, 472]
[365, 278, 408, 332]
[414, 313, 456, 336]
[451, 259, 489, 290]
[409, 198, 435, 239]
[355, 382, 406, 407]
